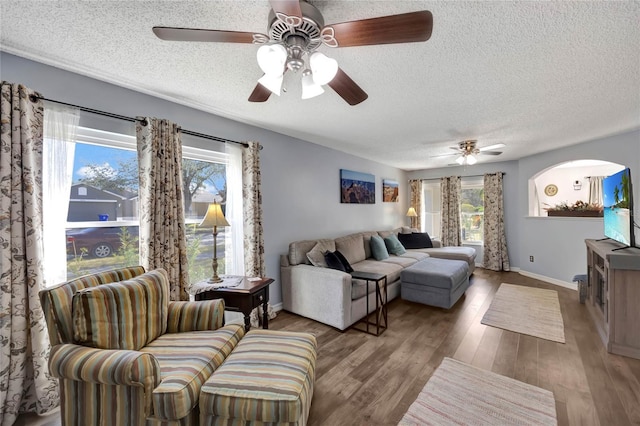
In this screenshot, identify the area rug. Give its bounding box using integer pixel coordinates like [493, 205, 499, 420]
[399, 357, 557, 425]
[481, 283, 565, 343]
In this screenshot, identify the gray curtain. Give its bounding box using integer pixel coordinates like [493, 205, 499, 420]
[0, 82, 59, 425]
[440, 176, 462, 246]
[588, 176, 604, 205]
[409, 179, 422, 230]
[483, 172, 510, 271]
[136, 117, 189, 301]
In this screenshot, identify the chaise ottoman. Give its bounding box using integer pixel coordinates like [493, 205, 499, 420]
[400, 257, 470, 309]
[199, 329, 317, 426]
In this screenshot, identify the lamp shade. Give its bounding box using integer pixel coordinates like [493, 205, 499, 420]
[258, 73, 284, 96]
[466, 154, 477, 165]
[257, 43, 287, 76]
[455, 155, 465, 165]
[309, 52, 338, 85]
[301, 69, 324, 99]
[199, 203, 229, 228]
[406, 207, 418, 217]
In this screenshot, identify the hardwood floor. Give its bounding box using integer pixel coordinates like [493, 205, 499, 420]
[16, 269, 640, 425]
[270, 269, 640, 426]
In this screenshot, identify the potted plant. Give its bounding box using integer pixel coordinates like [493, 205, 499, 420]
[544, 200, 603, 217]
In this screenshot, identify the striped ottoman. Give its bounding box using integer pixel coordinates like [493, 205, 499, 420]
[199, 329, 317, 426]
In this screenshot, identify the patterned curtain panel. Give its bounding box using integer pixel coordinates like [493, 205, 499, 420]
[242, 141, 265, 277]
[409, 179, 422, 230]
[136, 117, 189, 301]
[440, 176, 462, 246]
[483, 172, 510, 271]
[0, 82, 59, 425]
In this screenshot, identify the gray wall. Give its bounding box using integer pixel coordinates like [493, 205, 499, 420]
[408, 130, 640, 285]
[1, 52, 408, 306]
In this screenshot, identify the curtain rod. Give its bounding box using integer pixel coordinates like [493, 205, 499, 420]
[30, 95, 249, 148]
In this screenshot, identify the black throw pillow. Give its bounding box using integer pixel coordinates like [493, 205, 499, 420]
[398, 232, 433, 249]
[324, 251, 347, 272]
[334, 250, 354, 273]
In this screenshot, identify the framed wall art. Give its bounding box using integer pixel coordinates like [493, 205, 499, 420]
[340, 169, 375, 204]
[382, 179, 399, 202]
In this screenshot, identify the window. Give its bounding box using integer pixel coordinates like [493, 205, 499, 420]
[460, 178, 484, 244]
[50, 126, 229, 283]
[421, 177, 484, 244]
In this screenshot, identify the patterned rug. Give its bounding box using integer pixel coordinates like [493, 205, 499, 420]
[481, 283, 565, 343]
[399, 358, 557, 425]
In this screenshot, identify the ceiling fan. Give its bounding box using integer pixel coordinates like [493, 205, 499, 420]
[433, 140, 505, 165]
[152, 0, 433, 105]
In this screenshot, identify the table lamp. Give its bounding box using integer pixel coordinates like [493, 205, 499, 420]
[199, 203, 230, 283]
[406, 207, 418, 228]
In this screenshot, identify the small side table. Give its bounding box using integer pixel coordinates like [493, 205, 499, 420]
[350, 271, 388, 336]
[194, 277, 274, 332]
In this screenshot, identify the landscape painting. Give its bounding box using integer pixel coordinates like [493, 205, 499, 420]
[341, 169, 375, 204]
[382, 179, 399, 202]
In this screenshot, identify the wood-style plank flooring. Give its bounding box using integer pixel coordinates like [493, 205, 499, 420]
[270, 269, 640, 426]
[17, 269, 640, 425]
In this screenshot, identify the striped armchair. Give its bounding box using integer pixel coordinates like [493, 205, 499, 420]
[40, 266, 245, 426]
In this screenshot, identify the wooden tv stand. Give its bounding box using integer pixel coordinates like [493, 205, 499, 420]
[585, 239, 640, 359]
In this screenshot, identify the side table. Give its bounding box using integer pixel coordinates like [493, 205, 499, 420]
[194, 277, 274, 332]
[350, 271, 388, 336]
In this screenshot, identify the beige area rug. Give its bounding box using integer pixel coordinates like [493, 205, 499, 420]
[399, 358, 557, 425]
[481, 283, 565, 343]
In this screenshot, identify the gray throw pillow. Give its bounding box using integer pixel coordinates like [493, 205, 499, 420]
[306, 242, 330, 267]
[370, 235, 389, 260]
[384, 234, 406, 255]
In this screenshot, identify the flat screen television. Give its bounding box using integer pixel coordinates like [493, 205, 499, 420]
[602, 167, 635, 247]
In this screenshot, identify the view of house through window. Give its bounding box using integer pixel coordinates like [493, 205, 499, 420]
[61, 128, 227, 283]
[421, 178, 484, 244]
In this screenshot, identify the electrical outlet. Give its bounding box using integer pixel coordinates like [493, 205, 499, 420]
[529, 256, 534, 262]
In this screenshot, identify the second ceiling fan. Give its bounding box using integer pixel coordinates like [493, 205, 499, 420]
[153, 0, 433, 105]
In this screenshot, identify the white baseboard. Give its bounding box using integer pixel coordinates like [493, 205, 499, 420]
[517, 270, 577, 291]
[271, 302, 283, 312]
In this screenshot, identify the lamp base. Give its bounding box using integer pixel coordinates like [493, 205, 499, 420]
[207, 276, 223, 284]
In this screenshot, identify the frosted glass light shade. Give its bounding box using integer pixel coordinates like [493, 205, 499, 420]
[466, 155, 477, 165]
[301, 70, 324, 99]
[257, 44, 287, 76]
[258, 73, 284, 96]
[309, 52, 338, 85]
[455, 155, 465, 165]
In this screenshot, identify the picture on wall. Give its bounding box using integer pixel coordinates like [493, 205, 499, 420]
[382, 179, 399, 202]
[340, 169, 375, 204]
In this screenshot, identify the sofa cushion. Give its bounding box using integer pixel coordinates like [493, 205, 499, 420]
[398, 232, 434, 249]
[384, 234, 407, 255]
[370, 235, 389, 260]
[378, 228, 400, 239]
[398, 251, 430, 261]
[361, 231, 380, 259]
[335, 233, 366, 265]
[289, 239, 335, 266]
[141, 324, 245, 420]
[325, 251, 346, 272]
[351, 259, 403, 300]
[306, 241, 333, 267]
[72, 269, 170, 350]
[73, 280, 149, 350]
[382, 256, 417, 268]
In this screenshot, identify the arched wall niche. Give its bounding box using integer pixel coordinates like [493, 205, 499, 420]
[528, 159, 624, 216]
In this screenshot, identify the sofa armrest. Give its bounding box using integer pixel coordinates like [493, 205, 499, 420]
[431, 239, 442, 248]
[287, 265, 353, 330]
[49, 343, 160, 414]
[166, 299, 225, 333]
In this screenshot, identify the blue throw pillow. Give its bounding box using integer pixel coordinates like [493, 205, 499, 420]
[384, 234, 406, 255]
[370, 235, 389, 260]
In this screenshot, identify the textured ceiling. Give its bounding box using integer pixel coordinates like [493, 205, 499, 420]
[1, 1, 639, 170]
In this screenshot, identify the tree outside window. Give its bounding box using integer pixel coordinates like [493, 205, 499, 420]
[460, 185, 484, 243]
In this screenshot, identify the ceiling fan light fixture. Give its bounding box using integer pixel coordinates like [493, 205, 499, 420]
[455, 155, 465, 165]
[466, 154, 478, 165]
[309, 52, 338, 85]
[257, 43, 287, 76]
[301, 69, 324, 99]
[257, 73, 283, 96]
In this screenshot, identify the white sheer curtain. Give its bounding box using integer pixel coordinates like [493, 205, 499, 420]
[225, 143, 245, 275]
[43, 102, 79, 286]
[589, 176, 605, 205]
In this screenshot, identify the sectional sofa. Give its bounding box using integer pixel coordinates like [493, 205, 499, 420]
[281, 228, 477, 330]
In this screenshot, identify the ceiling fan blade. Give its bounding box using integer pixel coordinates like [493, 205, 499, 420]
[480, 151, 503, 156]
[153, 27, 263, 43]
[248, 83, 272, 103]
[478, 143, 506, 151]
[326, 11, 433, 47]
[431, 153, 458, 158]
[269, 0, 303, 20]
[327, 68, 368, 106]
